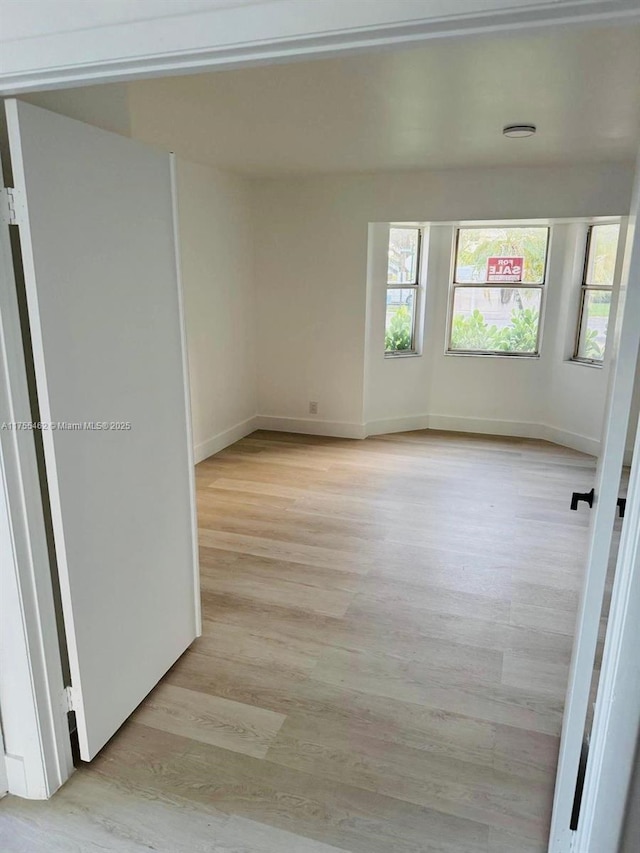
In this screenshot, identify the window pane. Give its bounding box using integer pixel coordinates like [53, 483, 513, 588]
[455, 227, 548, 284]
[388, 228, 419, 284]
[577, 290, 611, 361]
[450, 287, 541, 353]
[385, 288, 415, 352]
[585, 224, 620, 286]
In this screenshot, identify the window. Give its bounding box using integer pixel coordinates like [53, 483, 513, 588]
[574, 223, 620, 364]
[386, 227, 420, 354]
[448, 226, 550, 356]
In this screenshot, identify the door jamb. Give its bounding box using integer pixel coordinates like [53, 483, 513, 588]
[548, 152, 640, 851]
[572, 158, 640, 852]
[0, 151, 73, 798]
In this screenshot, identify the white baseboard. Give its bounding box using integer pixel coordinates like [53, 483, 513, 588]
[255, 415, 366, 440]
[193, 416, 259, 463]
[425, 413, 540, 440]
[366, 413, 601, 457]
[193, 412, 618, 462]
[539, 424, 601, 458]
[5, 754, 28, 799]
[366, 414, 431, 436]
[427, 414, 602, 457]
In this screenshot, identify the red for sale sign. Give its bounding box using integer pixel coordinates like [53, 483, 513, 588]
[486, 256, 524, 282]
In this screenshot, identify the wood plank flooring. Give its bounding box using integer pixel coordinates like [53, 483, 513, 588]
[1, 430, 602, 852]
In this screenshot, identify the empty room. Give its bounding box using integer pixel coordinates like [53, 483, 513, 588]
[1, 3, 640, 853]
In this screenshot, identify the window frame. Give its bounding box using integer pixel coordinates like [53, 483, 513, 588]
[572, 223, 620, 366]
[446, 225, 551, 358]
[385, 226, 422, 357]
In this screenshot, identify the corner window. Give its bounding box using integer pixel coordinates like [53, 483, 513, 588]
[448, 226, 550, 356]
[574, 223, 620, 364]
[385, 227, 420, 354]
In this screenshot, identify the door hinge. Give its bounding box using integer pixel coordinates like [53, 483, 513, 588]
[570, 488, 595, 511]
[0, 186, 26, 226]
[63, 685, 75, 713]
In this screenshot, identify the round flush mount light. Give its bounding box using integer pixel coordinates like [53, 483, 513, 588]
[503, 124, 537, 138]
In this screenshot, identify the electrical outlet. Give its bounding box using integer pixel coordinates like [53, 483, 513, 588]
[309, 401, 319, 415]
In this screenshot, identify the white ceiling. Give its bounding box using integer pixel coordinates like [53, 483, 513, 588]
[19, 23, 639, 178]
[122, 24, 640, 177]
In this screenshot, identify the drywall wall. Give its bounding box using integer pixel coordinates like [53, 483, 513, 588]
[253, 174, 368, 435]
[365, 221, 612, 454]
[253, 163, 634, 451]
[20, 92, 633, 457]
[365, 221, 553, 437]
[176, 159, 257, 462]
[8, 91, 634, 458]
[19, 83, 132, 137]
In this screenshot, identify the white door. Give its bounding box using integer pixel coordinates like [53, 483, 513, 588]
[549, 157, 640, 851]
[3, 99, 200, 761]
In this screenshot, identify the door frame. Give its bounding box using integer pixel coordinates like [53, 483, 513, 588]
[1, 3, 640, 840]
[0, 167, 73, 797]
[1, 1, 639, 96]
[577, 404, 640, 851]
[548, 157, 640, 852]
[570, 164, 640, 852]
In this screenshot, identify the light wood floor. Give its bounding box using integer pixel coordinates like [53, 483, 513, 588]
[1, 430, 601, 852]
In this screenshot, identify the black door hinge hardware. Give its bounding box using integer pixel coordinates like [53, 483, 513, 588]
[570, 488, 594, 511]
[570, 488, 626, 518]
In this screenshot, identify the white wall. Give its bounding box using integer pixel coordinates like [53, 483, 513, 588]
[542, 223, 612, 452]
[176, 159, 257, 462]
[253, 163, 634, 451]
[21, 93, 634, 457]
[21, 84, 132, 137]
[365, 221, 551, 435]
[253, 176, 368, 435]
[365, 220, 613, 454]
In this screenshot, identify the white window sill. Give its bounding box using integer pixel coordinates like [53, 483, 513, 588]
[444, 351, 540, 360]
[570, 358, 604, 369]
[384, 351, 421, 359]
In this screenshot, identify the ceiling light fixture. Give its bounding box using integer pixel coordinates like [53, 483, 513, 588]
[503, 124, 537, 138]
